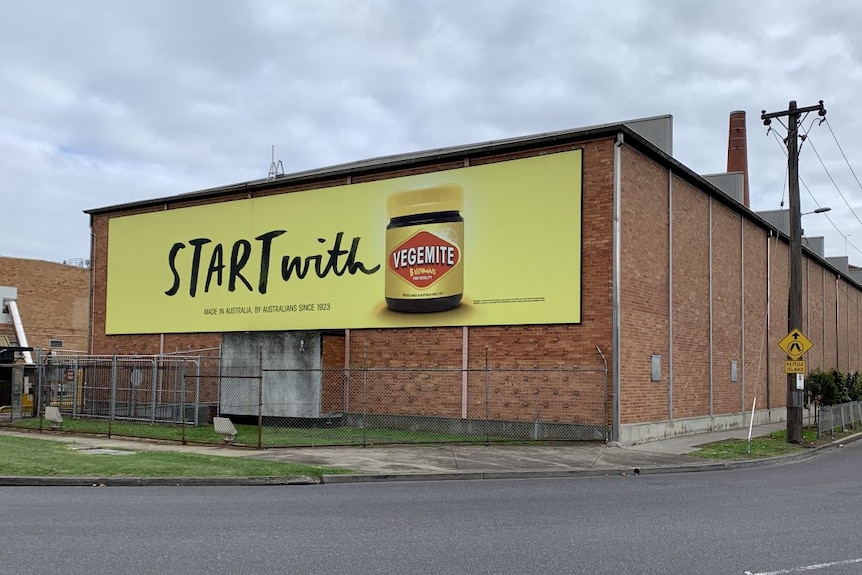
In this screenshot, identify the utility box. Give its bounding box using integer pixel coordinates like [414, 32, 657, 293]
[219, 331, 322, 418]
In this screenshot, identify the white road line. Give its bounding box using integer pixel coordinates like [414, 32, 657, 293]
[744, 557, 862, 575]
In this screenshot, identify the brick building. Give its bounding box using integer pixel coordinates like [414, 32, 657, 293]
[1, 257, 89, 412]
[0, 257, 89, 356]
[84, 114, 862, 444]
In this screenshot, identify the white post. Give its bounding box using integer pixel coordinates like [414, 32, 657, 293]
[746, 397, 757, 453]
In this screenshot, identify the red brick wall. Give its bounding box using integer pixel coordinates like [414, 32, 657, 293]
[619, 147, 670, 424]
[0, 257, 89, 354]
[838, 279, 852, 371]
[805, 259, 825, 371]
[850, 287, 856, 371]
[321, 332, 346, 412]
[823, 273, 838, 368]
[617, 145, 862, 427]
[797, 258, 862, 381]
[711, 205, 743, 415]
[745, 222, 775, 413]
[670, 176, 711, 419]
[344, 327, 464, 418]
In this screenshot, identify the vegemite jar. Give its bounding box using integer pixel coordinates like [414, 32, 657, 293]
[385, 184, 464, 313]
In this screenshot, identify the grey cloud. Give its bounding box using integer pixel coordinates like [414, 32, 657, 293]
[3, 0, 862, 262]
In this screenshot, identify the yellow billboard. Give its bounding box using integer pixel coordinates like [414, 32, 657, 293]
[106, 149, 582, 334]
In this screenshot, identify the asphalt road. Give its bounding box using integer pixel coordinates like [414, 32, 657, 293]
[2, 442, 861, 575]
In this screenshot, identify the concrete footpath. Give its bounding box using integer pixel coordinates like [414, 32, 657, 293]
[1, 422, 859, 486]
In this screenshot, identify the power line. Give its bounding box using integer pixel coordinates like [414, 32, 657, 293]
[799, 174, 862, 256]
[801, 125, 862, 229]
[824, 118, 862, 194]
[770, 129, 789, 207]
[768, 124, 862, 256]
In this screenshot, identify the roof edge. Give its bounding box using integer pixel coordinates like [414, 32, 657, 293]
[84, 119, 647, 215]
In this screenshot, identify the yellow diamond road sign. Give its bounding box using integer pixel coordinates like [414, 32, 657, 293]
[778, 329, 813, 360]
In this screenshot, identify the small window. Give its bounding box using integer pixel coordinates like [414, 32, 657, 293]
[650, 354, 662, 382]
[49, 339, 64, 349]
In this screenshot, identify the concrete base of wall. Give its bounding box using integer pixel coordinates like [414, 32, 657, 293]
[619, 408, 794, 446]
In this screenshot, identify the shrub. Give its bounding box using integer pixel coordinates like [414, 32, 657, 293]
[848, 371, 862, 402]
[807, 368, 862, 406]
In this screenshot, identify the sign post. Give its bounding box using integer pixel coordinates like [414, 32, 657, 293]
[777, 328, 814, 436]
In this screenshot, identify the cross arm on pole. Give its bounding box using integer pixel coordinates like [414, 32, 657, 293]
[761, 100, 826, 122]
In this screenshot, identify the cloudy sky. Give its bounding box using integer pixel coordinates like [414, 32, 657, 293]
[3, 0, 862, 265]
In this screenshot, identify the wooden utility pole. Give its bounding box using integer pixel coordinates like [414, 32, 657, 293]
[761, 100, 826, 444]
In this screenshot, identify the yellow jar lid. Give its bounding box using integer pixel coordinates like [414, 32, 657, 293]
[387, 184, 463, 219]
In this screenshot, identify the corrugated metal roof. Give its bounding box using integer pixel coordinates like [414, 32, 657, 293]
[625, 116, 672, 155]
[702, 172, 744, 204]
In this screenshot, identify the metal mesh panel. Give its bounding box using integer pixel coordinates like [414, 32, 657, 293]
[817, 401, 861, 438]
[0, 363, 27, 421]
[32, 353, 219, 440]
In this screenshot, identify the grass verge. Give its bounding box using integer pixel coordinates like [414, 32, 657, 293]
[0, 434, 349, 478]
[4, 417, 503, 447]
[689, 427, 857, 461]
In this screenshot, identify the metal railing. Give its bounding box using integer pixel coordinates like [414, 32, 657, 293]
[816, 401, 862, 439]
[38, 354, 215, 424]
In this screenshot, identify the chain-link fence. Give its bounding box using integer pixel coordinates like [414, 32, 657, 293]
[217, 363, 608, 447]
[9, 347, 608, 447]
[817, 400, 862, 439]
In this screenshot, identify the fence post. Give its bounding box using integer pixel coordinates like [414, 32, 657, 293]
[181, 367, 187, 445]
[362, 341, 368, 447]
[217, 342, 222, 417]
[150, 356, 158, 423]
[257, 346, 263, 450]
[484, 347, 489, 445]
[344, 330, 351, 415]
[816, 404, 821, 439]
[109, 354, 117, 438]
[36, 350, 44, 432]
[71, 355, 78, 418]
[194, 356, 201, 427]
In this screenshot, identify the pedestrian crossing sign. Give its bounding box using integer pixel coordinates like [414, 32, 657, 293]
[778, 329, 813, 360]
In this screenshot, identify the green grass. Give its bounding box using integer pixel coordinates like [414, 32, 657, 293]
[8, 417, 221, 443]
[689, 427, 848, 460]
[4, 417, 503, 447]
[0, 434, 348, 478]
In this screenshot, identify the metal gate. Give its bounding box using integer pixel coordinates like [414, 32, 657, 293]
[39, 353, 214, 425]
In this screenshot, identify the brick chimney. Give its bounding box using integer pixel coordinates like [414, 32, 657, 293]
[727, 110, 750, 207]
